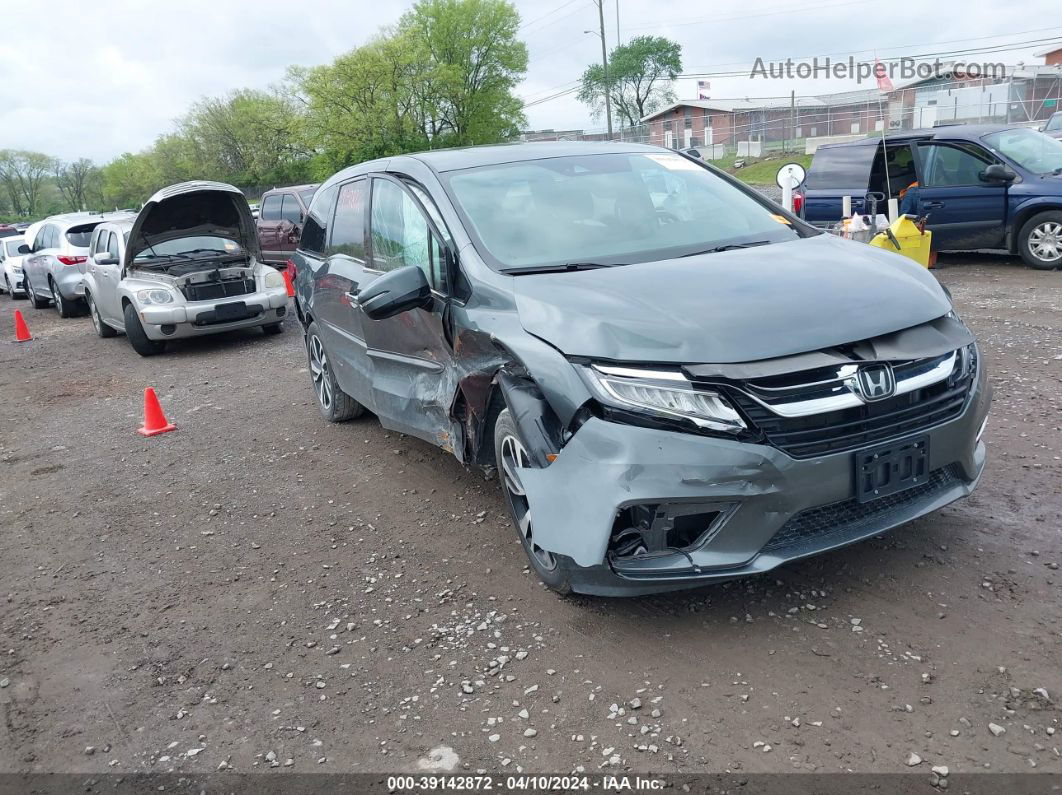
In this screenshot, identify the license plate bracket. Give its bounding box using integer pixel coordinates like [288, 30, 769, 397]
[855, 435, 929, 503]
[214, 301, 248, 322]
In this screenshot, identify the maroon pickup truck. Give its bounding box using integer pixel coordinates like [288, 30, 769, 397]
[256, 184, 318, 267]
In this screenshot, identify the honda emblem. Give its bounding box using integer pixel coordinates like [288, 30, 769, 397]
[854, 364, 896, 401]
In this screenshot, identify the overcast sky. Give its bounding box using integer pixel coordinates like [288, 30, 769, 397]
[1, 0, 1059, 163]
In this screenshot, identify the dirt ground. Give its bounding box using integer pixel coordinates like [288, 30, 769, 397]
[0, 253, 1059, 779]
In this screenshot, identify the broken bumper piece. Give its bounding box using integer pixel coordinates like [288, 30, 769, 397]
[516, 367, 989, 597]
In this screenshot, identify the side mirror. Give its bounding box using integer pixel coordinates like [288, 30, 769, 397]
[17, 244, 30, 255]
[96, 256, 120, 265]
[684, 148, 702, 159]
[358, 264, 432, 321]
[980, 164, 1017, 183]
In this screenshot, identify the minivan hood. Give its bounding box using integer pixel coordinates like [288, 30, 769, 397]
[513, 234, 952, 364]
[125, 181, 261, 268]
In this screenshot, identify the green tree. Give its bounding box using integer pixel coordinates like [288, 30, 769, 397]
[398, 0, 528, 145]
[180, 89, 311, 186]
[578, 35, 682, 128]
[0, 150, 58, 216]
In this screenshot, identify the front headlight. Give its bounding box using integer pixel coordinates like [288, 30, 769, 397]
[583, 364, 746, 434]
[137, 289, 174, 305]
[264, 269, 284, 289]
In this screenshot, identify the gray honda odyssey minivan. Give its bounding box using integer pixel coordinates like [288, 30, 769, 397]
[291, 142, 990, 596]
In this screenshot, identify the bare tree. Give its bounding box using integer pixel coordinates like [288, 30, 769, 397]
[55, 158, 99, 211]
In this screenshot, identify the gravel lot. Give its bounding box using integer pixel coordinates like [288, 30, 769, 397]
[0, 253, 1060, 779]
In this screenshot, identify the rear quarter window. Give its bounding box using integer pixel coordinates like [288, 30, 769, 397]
[805, 145, 876, 189]
[299, 184, 338, 256]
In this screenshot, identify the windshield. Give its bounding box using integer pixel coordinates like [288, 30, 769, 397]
[134, 235, 243, 261]
[5, 240, 23, 256]
[1046, 115, 1062, 132]
[444, 152, 804, 271]
[983, 128, 1062, 174]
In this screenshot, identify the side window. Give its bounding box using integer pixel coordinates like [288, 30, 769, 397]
[107, 232, 120, 259]
[370, 178, 444, 289]
[300, 184, 337, 256]
[260, 194, 282, 221]
[327, 179, 367, 260]
[919, 143, 993, 187]
[92, 229, 107, 255]
[280, 194, 302, 224]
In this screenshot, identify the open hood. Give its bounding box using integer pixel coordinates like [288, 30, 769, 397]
[125, 181, 261, 268]
[514, 234, 953, 364]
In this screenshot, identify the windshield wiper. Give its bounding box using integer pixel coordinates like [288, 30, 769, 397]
[681, 240, 773, 257]
[504, 261, 625, 275]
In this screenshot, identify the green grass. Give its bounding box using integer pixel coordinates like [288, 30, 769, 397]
[722, 153, 813, 186]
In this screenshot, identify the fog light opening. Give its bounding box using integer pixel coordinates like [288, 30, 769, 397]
[608, 503, 729, 561]
[160, 324, 177, 336]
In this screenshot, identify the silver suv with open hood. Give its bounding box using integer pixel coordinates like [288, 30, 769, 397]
[82, 181, 289, 355]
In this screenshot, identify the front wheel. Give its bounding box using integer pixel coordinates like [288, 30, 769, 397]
[25, 276, 48, 309]
[1018, 211, 1062, 270]
[493, 408, 572, 595]
[123, 302, 165, 356]
[87, 293, 117, 338]
[305, 322, 363, 422]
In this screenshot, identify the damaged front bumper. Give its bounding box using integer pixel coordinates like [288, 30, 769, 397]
[516, 363, 990, 597]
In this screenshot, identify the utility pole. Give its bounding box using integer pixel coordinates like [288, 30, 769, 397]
[597, 0, 613, 139]
[615, 0, 620, 49]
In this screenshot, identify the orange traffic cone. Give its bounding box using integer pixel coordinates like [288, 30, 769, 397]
[137, 387, 177, 436]
[14, 310, 32, 342]
[282, 267, 295, 298]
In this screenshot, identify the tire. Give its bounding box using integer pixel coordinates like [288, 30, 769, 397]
[50, 280, 78, 318]
[1018, 211, 1062, 270]
[123, 302, 165, 356]
[305, 322, 363, 422]
[493, 408, 572, 595]
[25, 276, 48, 309]
[262, 322, 284, 335]
[87, 292, 117, 338]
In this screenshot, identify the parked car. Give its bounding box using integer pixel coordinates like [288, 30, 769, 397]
[256, 184, 318, 267]
[802, 124, 1062, 269]
[291, 141, 990, 596]
[81, 181, 289, 356]
[0, 235, 26, 297]
[1042, 112, 1062, 140]
[0, 224, 19, 238]
[21, 211, 132, 316]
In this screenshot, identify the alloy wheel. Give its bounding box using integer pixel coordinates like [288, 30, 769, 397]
[89, 296, 102, 334]
[1029, 221, 1062, 263]
[499, 432, 557, 571]
[308, 335, 333, 412]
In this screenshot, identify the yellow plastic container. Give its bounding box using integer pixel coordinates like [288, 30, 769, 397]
[869, 216, 933, 268]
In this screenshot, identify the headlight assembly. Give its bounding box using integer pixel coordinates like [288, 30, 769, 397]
[583, 364, 746, 434]
[137, 289, 174, 305]
[264, 269, 285, 289]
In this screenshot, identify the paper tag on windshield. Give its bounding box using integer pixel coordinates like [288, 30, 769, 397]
[645, 154, 702, 171]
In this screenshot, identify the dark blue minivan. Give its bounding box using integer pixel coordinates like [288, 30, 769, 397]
[802, 124, 1062, 269]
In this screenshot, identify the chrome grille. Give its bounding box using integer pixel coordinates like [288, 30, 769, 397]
[726, 347, 976, 459]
